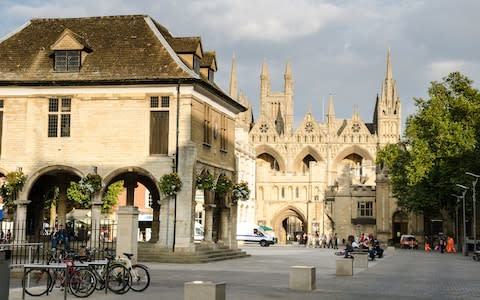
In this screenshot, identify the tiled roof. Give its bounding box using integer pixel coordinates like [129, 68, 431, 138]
[0, 15, 196, 82]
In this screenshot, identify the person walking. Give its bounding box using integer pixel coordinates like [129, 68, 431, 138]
[439, 233, 446, 253]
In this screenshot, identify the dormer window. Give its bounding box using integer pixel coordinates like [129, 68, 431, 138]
[193, 56, 201, 74]
[55, 50, 81, 72]
[208, 69, 214, 82]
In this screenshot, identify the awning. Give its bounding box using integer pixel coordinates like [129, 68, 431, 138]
[259, 225, 272, 231]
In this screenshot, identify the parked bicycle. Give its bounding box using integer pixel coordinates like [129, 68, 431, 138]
[105, 248, 150, 292]
[82, 248, 131, 294]
[22, 249, 96, 298]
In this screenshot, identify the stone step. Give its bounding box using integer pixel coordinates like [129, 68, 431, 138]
[137, 243, 250, 263]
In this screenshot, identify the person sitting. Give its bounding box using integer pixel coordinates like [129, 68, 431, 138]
[373, 239, 384, 258]
[344, 241, 354, 258]
[425, 242, 432, 252]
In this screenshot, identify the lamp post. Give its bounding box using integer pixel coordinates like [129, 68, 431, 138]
[452, 194, 461, 252]
[457, 184, 469, 256]
[466, 172, 479, 252]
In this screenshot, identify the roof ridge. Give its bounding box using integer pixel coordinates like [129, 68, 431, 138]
[31, 15, 148, 22]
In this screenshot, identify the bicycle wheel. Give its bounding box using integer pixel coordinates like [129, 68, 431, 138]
[69, 268, 96, 298]
[129, 264, 150, 292]
[91, 265, 106, 290]
[23, 269, 51, 296]
[106, 264, 131, 294]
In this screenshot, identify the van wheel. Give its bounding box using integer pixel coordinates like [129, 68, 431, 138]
[260, 240, 267, 247]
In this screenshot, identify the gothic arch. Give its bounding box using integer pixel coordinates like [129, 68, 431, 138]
[255, 144, 286, 172]
[332, 145, 375, 165]
[292, 146, 324, 172]
[271, 205, 307, 244]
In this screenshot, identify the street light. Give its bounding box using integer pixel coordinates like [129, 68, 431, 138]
[452, 194, 462, 252]
[457, 184, 469, 256]
[466, 172, 479, 252]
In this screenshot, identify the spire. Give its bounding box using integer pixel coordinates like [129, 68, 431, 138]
[229, 54, 238, 100]
[261, 61, 269, 79]
[284, 62, 292, 95]
[326, 94, 335, 124]
[386, 47, 392, 81]
[260, 62, 270, 109]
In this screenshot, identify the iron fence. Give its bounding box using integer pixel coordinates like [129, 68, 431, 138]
[0, 220, 117, 268]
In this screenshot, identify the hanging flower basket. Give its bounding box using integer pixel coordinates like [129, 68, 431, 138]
[232, 181, 251, 202]
[215, 175, 233, 195]
[79, 173, 102, 195]
[0, 170, 27, 208]
[158, 172, 182, 197]
[196, 173, 215, 191]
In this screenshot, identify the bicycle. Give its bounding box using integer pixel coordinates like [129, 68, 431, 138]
[23, 249, 96, 298]
[83, 248, 131, 294]
[109, 249, 150, 292]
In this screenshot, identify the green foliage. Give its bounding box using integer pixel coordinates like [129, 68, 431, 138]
[79, 173, 102, 194]
[102, 181, 122, 213]
[158, 172, 182, 197]
[215, 175, 233, 195]
[67, 182, 91, 208]
[379, 72, 480, 215]
[0, 170, 27, 209]
[232, 181, 251, 202]
[196, 172, 215, 191]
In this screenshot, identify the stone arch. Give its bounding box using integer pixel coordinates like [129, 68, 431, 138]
[271, 205, 306, 244]
[23, 165, 84, 238]
[22, 165, 84, 200]
[332, 145, 375, 185]
[333, 145, 375, 165]
[255, 144, 286, 172]
[103, 166, 161, 242]
[292, 145, 324, 173]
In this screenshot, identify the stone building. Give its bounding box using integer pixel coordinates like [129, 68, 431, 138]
[235, 49, 423, 244]
[0, 15, 245, 257]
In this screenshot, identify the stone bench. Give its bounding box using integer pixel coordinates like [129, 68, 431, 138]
[184, 281, 226, 300]
[336, 258, 353, 276]
[289, 266, 316, 291]
[351, 252, 369, 268]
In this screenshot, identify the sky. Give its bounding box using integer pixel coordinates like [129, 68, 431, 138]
[1, 0, 479, 132]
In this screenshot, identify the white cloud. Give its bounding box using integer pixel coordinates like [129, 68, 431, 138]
[427, 60, 466, 81]
[189, 0, 342, 42]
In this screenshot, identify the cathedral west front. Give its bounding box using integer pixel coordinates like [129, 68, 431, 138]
[233, 49, 424, 245]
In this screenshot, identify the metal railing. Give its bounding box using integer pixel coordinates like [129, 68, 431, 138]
[1, 220, 117, 268]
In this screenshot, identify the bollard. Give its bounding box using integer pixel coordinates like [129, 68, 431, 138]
[387, 246, 395, 255]
[336, 258, 353, 276]
[184, 281, 226, 300]
[289, 266, 316, 291]
[352, 253, 368, 268]
[0, 250, 11, 300]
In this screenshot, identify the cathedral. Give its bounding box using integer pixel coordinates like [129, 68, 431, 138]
[233, 49, 424, 245]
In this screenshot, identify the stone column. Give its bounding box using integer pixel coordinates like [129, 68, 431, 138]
[116, 206, 140, 261]
[13, 199, 30, 242]
[123, 174, 138, 206]
[150, 202, 160, 243]
[56, 178, 68, 226]
[158, 195, 174, 249]
[90, 192, 102, 244]
[203, 191, 214, 243]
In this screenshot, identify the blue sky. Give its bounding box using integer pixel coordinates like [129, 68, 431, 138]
[1, 0, 479, 132]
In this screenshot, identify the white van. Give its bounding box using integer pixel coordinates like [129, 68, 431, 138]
[236, 222, 275, 247]
[194, 222, 204, 241]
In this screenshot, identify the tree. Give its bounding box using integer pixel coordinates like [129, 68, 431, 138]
[377, 72, 480, 215]
[67, 180, 122, 212]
